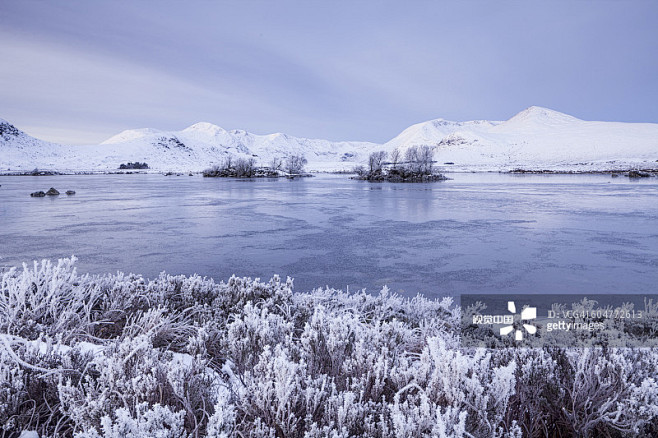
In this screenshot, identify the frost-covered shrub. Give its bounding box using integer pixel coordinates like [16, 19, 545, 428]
[76, 402, 185, 438]
[213, 274, 294, 317]
[0, 336, 94, 437]
[504, 348, 564, 436]
[403, 336, 517, 437]
[223, 302, 293, 373]
[0, 257, 98, 342]
[0, 348, 26, 433]
[58, 330, 218, 434]
[205, 386, 235, 438]
[2, 257, 658, 437]
[300, 304, 359, 378]
[559, 348, 658, 436]
[232, 345, 310, 436]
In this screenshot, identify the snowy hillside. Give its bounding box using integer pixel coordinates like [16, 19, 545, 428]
[383, 118, 500, 152]
[382, 107, 658, 171]
[1, 107, 657, 173]
[0, 119, 378, 173]
[0, 118, 80, 172]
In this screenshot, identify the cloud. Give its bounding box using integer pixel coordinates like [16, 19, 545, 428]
[1, 0, 656, 145]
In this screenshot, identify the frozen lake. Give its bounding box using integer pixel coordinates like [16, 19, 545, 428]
[1, 173, 657, 298]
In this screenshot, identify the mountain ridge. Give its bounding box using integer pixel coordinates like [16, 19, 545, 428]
[2, 107, 657, 173]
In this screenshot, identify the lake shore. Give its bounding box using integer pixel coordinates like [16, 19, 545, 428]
[2, 166, 658, 176]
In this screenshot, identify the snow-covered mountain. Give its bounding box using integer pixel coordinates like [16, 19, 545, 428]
[382, 107, 658, 171]
[0, 118, 377, 172]
[2, 107, 657, 173]
[0, 117, 81, 171]
[383, 118, 500, 152]
[99, 121, 381, 172]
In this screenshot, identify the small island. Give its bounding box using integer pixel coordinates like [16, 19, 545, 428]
[202, 154, 309, 178]
[118, 161, 149, 170]
[353, 146, 449, 182]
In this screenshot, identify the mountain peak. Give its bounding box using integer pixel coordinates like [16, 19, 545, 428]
[183, 122, 226, 135]
[507, 106, 580, 124]
[101, 127, 162, 145]
[430, 118, 462, 127]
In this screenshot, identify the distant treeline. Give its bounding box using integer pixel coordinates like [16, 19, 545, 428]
[119, 162, 149, 169]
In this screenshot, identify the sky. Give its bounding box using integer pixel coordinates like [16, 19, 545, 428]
[1, 0, 657, 145]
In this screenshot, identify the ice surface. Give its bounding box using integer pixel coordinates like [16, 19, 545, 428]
[1, 173, 656, 296]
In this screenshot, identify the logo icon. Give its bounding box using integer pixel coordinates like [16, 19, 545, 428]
[500, 301, 537, 341]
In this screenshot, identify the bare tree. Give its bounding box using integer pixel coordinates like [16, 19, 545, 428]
[269, 157, 282, 171]
[404, 145, 434, 175]
[353, 165, 366, 176]
[404, 146, 420, 173]
[235, 157, 255, 177]
[418, 145, 434, 175]
[390, 148, 401, 169]
[368, 150, 387, 173]
[285, 154, 308, 175]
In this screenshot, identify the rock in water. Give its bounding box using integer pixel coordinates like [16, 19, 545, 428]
[66, 190, 76, 195]
[30, 191, 46, 197]
[627, 170, 651, 178]
[45, 187, 60, 196]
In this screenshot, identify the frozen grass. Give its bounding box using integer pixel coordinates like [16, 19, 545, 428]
[1, 258, 658, 437]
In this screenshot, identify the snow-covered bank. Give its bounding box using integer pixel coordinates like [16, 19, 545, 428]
[2, 107, 657, 174]
[2, 257, 658, 437]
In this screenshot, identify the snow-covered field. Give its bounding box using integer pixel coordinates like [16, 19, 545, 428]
[3, 257, 658, 437]
[2, 106, 657, 174]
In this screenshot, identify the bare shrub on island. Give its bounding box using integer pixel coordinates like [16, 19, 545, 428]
[269, 157, 283, 172]
[368, 150, 387, 174]
[203, 155, 278, 178]
[285, 154, 308, 176]
[390, 147, 401, 169]
[356, 145, 446, 182]
[234, 157, 255, 177]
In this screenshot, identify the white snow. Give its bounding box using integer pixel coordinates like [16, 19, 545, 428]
[383, 118, 500, 152]
[1, 106, 657, 173]
[381, 106, 658, 172]
[101, 127, 163, 145]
